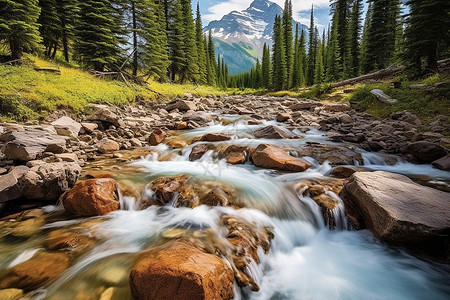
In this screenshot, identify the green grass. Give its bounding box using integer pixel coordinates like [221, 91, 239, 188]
[0, 55, 229, 121]
[349, 74, 450, 124]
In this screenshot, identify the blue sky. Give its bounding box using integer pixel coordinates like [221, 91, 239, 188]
[197, 0, 332, 30]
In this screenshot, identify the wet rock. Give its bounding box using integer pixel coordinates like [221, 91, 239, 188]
[0, 252, 69, 291]
[251, 144, 311, 172]
[331, 166, 358, 178]
[51, 116, 81, 138]
[129, 240, 234, 300]
[0, 173, 22, 202]
[341, 171, 450, 258]
[252, 125, 290, 139]
[166, 138, 188, 149]
[149, 129, 166, 146]
[432, 155, 450, 171]
[97, 138, 120, 154]
[182, 111, 213, 126]
[200, 188, 231, 207]
[150, 175, 198, 207]
[200, 133, 232, 142]
[0, 288, 23, 300]
[99, 287, 129, 300]
[19, 162, 81, 201]
[220, 145, 250, 165]
[87, 106, 125, 128]
[167, 100, 197, 111]
[62, 178, 120, 216]
[297, 144, 363, 165]
[11, 217, 45, 237]
[2, 129, 67, 161]
[276, 113, 291, 122]
[47, 229, 80, 250]
[189, 144, 212, 161]
[289, 102, 317, 111]
[406, 141, 447, 163]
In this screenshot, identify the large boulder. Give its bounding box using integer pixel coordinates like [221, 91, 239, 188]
[19, 162, 81, 201]
[87, 105, 125, 128]
[51, 116, 81, 138]
[149, 129, 166, 146]
[406, 141, 447, 163]
[167, 100, 197, 112]
[252, 125, 290, 139]
[200, 133, 232, 142]
[62, 178, 120, 216]
[129, 240, 234, 300]
[2, 129, 67, 161]
[97, 138, 120, 154]
[341, 171, 450, 258]
[0, 252, 69, 291]
[0, 173, 22, 202]
[251, 144, 311, 172]
[432, 154, 450, 171]
[182, 111, 213, 126]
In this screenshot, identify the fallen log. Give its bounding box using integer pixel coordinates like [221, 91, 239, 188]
[34, 67, 61, 75]
[330, 65, 404, 88]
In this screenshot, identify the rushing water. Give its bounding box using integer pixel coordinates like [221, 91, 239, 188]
[1, 116, 449, 300]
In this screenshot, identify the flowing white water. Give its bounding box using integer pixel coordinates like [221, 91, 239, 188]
[1, 116, 449, 299]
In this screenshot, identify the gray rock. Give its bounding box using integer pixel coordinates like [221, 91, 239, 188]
[87, 106, 125, 128]
[252, 125, 290, 139]
[182, 111, 213, 125]
[341, 171, 450, 257]
[51, 116, 81, 138]
[2, 129, 67, 161]
[97, 138, 120, 153]
[432, 154, 450, 171]
[19, 162, 81, 201]
[406, 141, 447, 163]
[167, 100, 197, 112]
[0, 173, 22, 202]
[81, 122, 99, 133]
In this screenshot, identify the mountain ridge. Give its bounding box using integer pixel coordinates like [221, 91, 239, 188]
[204, 0, 308, 74]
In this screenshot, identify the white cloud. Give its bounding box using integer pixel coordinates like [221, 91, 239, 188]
[204, 0, 330, 24]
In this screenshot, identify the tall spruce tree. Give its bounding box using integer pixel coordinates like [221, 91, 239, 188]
[299, 29, 307, 86]
[282, 0, 293, 89]
[306, 5, 316, 86]
[326, 14, 341, 82]
[403, 0, 449, 77]
[74, 0, 125, 71]
[0, 0, 42, 60]
[344, 0, 363, 78]
[314, 29, 324, 84]
[55, 0, 78, 62]
[207, 30, 217, 85]
[195, 3, 207, 84]
[359, 2, 372, 71]
[38, 0, 60, 59]
[362, 0, 401, 73]
[167, 0, 185, 81]
[180, 0, 199, 83]
[262, 43, 272, 89]
[330, 0, 350, 68]
[272, 15, 286, 90]
[292, 24, 300, 88]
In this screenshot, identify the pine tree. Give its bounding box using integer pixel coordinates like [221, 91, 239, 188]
[0, 0, 42, 60]
[403, 0, 450, 77]
[330, 0, 351, 68]
[298, 29, 307, 86]
[195, 3, 207, 84]
[306, 5, 316, 86]
[207, 30, 217, 85]
[272, 15, 286, 91]
[167, 0, 185, 81]
[326, 14, 341, 82]
[314, 29, 324, 84]
[362, 0, 401, 73]
[344, 0, 363, 78]
[292, 24, 300, 88]
[55, 0, 78, 62]
[138, 0, 170, 82]
[359, 2, 372, 71]
[282, 0, 293, 89]
[74, 0, 125, 71]
[180, 0, 199, 83]
[38, 0, 60, 59]
[262, 43, 272, 89]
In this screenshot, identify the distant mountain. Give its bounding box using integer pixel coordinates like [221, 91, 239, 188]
[204, 0, 308, 74]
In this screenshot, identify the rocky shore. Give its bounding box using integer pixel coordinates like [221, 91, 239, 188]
[0, 95, 449, 299]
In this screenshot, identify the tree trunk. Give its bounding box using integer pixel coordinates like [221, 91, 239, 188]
[132, 1, 138, 77]
[330, 65, 405, 88]
[61, 17, 69, 63]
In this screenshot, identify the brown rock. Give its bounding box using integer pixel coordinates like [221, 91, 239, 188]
[297, 144, 363, 165]
[220, 145, 250, 165]
[129, 240, 234, 300]
[0, 288, 23, 300]
[323, 103, 351, 112]
[47, 229, 80, 250]
[0, 252, 69, 291]
[149, 129, 166, 146]
[182, 111, 213, 126]
[0, 173, 22, 203]
[200, 133, 232, 142]
[166, 138, 188, 149]
[87, 106, 125, 128]
[251, 144, 311, 172]
[189, 144, 212, 161]
[167, 100, 197, 112]
[432, 154, 450, 171]
[341, 171, 450, 258]
[150, 175, 198, 207]
[276, 113, 291, 122]
[62, 178, 120, 216]
[51, 116, 81, 138]
[81, 122, 98, 133]
[252, 125, 290, 139]
[97, 138, 120, 154]
[406, 141, 447, 163]
[331, 166, 357, 178]
[289, 102, 318, 111]
[200, 188, 230, 207]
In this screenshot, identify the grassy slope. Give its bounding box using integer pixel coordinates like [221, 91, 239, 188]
[0, 55, 230, 121]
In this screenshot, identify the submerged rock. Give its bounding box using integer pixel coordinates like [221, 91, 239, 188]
[189, 144, 213, 161]
[341, 171, 450, 258]
[0, 288, 23, 300]
[0, 252, 69, 291]
[129, 240, 234, 300]
[251, 144, 311, 172]
[62, 178, 120, 216]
